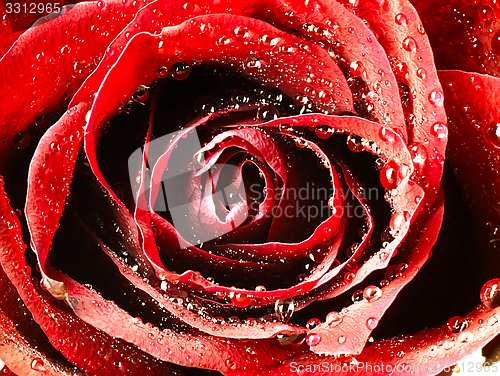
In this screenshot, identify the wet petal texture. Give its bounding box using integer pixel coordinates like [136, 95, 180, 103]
[8, 0, 500, 375]
[411, 0, 500, 76]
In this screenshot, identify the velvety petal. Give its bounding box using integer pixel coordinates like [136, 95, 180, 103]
[411, 0, 500, 77]
[439, 69, 500, 279]
[350, 0, 447, 201]
[0, 177, 181, 375]
[0, 0, 150, 151]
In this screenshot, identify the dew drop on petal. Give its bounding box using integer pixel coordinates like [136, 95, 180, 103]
[347, 134, 364, 152]
[352, 289, 364, 302]
[158, 66, 169, 78]
[431, 122, 447, 138]
[366, 317, 378, 330]
[363, 285, 382, 302]
[306, 333, 321, 347]
[447, 316, 468, 333]
[275, 299, 295, 323]
[479, 6, 494, 23]
[12, 130, 30, 149]
[428, 90, 444, 106]
[402, 37, 417, 52]
[170, 61, 191, 80]
[416, 68, 427, 79]
[306, 318, 321, 330]
[315, 124, 334, 139]
[443, 340, 455, 350]
[349, 61, 364, 77]
[230, 292, 251, 308]
[379, 127, 395, 142]
[133, 85, 149, 103]
[31, 358, 46, 372]
[380, 161, 398, 190]
[338, 335, 346, 344]
[326, 311, 342, 327]
[244, 57, 262, 73]
[395, 13, 408, 25]
[480, 278, 500, 309]
[257, 105, 280, 121]
[409, 142, 428, 169]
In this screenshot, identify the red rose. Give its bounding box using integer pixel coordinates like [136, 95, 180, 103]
[0, 0, 499, 375]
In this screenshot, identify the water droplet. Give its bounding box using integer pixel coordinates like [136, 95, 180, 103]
[348, 77, 368, 101]
[461, 0, 479, 5]
[326, 311, 342, 327]
[488, 123, 500, 148]
[428, 90, 444, 106]
[395, 13, 408, 25]
[72, 60, 88, 79]
[479, 6, 494, 22]
[443, 340, 455, 350]
[409, 142, 428, 170]
[255, 285, 266, 292]
[480, 278, 500, 309]
[306, 332, 321, 347]
[447, 316, 468, 333]
[366, 317, 378, 330]
[158, 66, 169, 78]
[379, 127, 395, 142]
[390, 213, 405, 234]
[402, 37, 417, 52]
[12, 130, 30, 149]
[275, 299, 294, 323]
[346, 259, 359, 272]
[374, 158, 385, 171]
[416, 67, 427, 79]
[417, 24, 425, 35]
[122, 100, 135, 115]
[431, 122, 447, 138]
[233, 26, 249, 39]
[35, 115, 48, 129]
[380, 161, 398, 190]
[458, 331, 473, 343]
[293, 93, 309, 106]
[229, 292, 251, 308]
[352, 289, 364, 302]
[295, 139, 308, 149]
[363, 285, 382, 302]
[170, 61, 190, 80]
[347, 134, 364, 152]
[133, 85, 149, 103]
[306, 318, 321, 329]
[31, 358, 46, 372]
[344, 272, 355, 282]
[50, 142, 60, 151]
[257, 105, 279, 121]
[244, 57, 261, 73]
[338, 335, 346, 344]
[315, 124, 333, 139]
[195, 96, 218, 115]
[349, 61, 364, 77]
